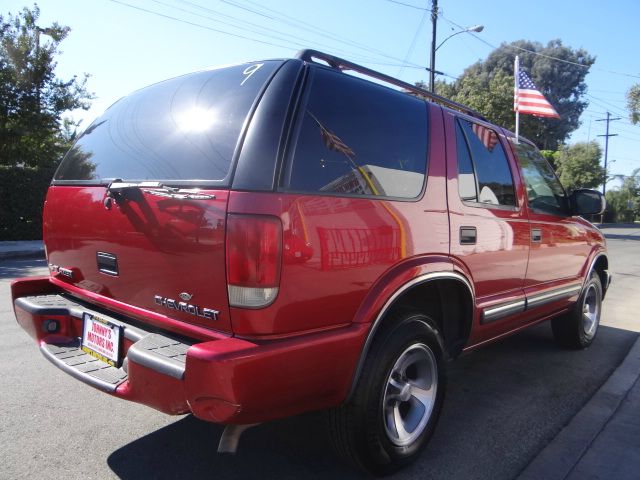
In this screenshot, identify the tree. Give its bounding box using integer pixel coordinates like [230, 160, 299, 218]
[438, 40, 594, 150]
[0, 5, 92, 240]
[442, 70, 515, 128]
[627, 84, 640, 125]
[555, 141, 604, 190]
[606, 168, 640, 222]
[539, 149, 560, 170]
[0, 4, 92, 168]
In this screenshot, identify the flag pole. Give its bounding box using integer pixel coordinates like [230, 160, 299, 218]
[514, 55, 520, 143]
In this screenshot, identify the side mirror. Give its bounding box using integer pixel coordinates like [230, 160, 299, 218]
[570, 189, 606, 215]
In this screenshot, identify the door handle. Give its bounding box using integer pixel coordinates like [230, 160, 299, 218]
[460, 226, 477, 245]
[532, 228, 542, 243]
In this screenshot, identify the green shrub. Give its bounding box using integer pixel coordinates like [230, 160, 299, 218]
[0, 166, 55, 240]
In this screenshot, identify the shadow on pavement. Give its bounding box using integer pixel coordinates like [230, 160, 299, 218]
[0, 258, 47, 280]
[107, 324, 638, 480]
[603, 233, 640, 241]
[107, 411, 363, 480]
[597, 223, 639, 229]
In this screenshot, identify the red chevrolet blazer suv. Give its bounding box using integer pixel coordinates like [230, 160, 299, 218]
[11, 50, 610, 475]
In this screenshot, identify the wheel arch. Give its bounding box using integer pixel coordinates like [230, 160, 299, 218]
[586, 251, 610, 298]
[346, 271, 475, 401]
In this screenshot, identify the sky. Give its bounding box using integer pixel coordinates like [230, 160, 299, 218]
[4, 0, 640, 188]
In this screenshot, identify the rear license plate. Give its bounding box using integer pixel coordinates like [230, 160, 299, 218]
[81, 313, 123, 367]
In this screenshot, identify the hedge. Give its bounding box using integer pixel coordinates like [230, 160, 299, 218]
[0, 165, 56, 240]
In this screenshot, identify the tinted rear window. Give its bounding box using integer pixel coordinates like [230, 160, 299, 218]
[55, 61, 281, 185]
[283, 67, 428, 199]
[456, 118, 516, 207]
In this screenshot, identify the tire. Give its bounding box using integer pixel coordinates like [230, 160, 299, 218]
[329, 312, 446, 476]
[551, 272, 603, 349]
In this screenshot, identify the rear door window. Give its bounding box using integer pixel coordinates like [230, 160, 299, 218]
[456, 118, 516, 207]
[283, 67, 428, 199]
[54, 61, 281, 185]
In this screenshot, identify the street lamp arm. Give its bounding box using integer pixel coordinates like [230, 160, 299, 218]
[435, 30, 466, 52]
[429, 18, 483, 93]
[435, 25, 484, 52]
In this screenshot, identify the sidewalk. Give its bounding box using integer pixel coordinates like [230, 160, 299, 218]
[0, 240, 45, 260]
[518, 335, 640, 480]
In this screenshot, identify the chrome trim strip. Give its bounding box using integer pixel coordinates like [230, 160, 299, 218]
[482, 300, 526, 324]
[347, 271, 474, 401]
[586, 252, 607, 287]
[526, 285, 582, 309]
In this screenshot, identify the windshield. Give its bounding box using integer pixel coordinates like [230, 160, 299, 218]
[54, 61, 281, 185]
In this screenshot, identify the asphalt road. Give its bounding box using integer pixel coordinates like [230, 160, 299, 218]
[1, 226, 638, 480]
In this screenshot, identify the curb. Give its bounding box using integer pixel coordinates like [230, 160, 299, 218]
[518, 335, 640, 480]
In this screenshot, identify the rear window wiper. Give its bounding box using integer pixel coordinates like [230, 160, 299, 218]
[106, 180, 163, 195]
[105, 180, 216, 204]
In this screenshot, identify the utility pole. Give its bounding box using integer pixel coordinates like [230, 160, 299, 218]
[596, 112, 620, 196]
[429, 0, 438, 92]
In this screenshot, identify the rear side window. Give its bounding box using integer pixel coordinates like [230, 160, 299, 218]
[283, 67, 428, 199]
[54, 61, 281, 185]
[456, 118, 516, 207]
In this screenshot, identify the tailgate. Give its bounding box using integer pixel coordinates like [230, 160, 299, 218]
[42, 61, 287, 335]
[44, 185, 232, 332]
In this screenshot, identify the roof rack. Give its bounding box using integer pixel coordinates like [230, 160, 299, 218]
[295, 49, 485, 121]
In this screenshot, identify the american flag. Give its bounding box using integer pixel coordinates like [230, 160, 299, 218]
[307, 111, 356, 158]
[514, 70, 560, 118]
[472, 122, 498, 152]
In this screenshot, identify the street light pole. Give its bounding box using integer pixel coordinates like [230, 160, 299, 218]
[428, 0, 438, 92]
[428, 14, 483, 92]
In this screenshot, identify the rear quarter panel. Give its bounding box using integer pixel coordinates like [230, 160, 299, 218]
[228, 104, 452, 337]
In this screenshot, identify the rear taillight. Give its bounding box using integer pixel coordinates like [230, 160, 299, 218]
[226, 214, 282, 308]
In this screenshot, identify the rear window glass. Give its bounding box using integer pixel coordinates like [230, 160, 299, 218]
[456, 118, 516, 207]
[283, 67, 428, 199]
[54, 61, 281, 185]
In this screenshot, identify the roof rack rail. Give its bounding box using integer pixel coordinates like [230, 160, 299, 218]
[295, 49, 485, 121]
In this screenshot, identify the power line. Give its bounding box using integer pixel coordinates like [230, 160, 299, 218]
[440, 14, 640, 80]
[589, 89, 629, 95]
[226, 0, 424, 67]
[382, 0, 429, 11]
[157, 0, 306, 47]
[108, 0, 437, 73]
[106, 0, 633, 103]
[589, 97, 627, 105]
[586, 95, 628, 119]
[397, 9, 428, 76]
[108, 0, 295, 49]
[160, 0, 394, 64]
[218, 0, 274, 20]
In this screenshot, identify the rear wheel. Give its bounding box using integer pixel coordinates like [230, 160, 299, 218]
[551, 273, 602, 349]
[329, 313, 446, 475]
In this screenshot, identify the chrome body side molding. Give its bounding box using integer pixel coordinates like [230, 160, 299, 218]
[526, 284, 582, 309]
[481, 283, 583, 325]
[482, 300, 526, 324]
